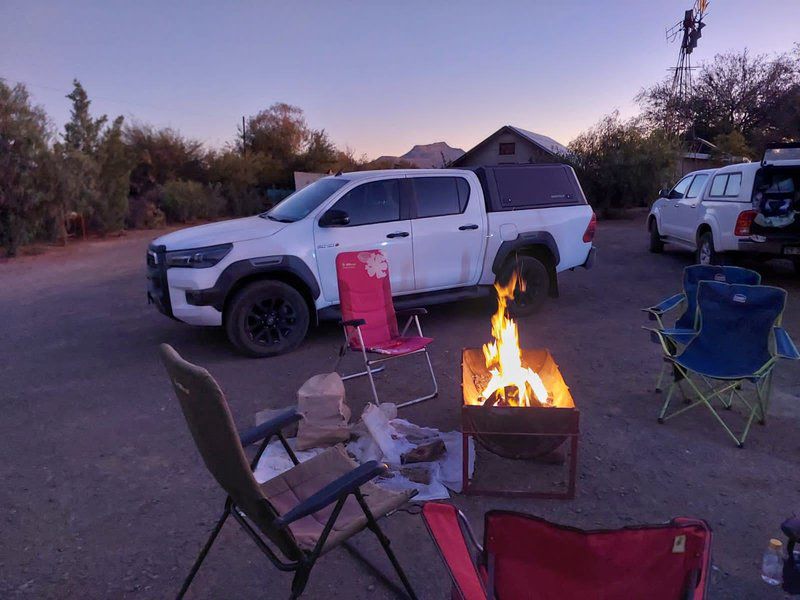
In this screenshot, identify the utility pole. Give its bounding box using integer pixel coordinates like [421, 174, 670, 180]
[241, 116, 246, 158]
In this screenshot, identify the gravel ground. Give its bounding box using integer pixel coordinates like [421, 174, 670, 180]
[1, 213, 798, 599]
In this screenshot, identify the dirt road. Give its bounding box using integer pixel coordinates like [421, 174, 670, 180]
[1, 215, 798, 598]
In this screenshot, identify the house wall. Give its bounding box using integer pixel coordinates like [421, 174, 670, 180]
[455, 131, 556, 166]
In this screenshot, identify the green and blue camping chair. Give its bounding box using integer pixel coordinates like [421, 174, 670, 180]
[643, 265, 761, 392]
[649, 280, 799, 447]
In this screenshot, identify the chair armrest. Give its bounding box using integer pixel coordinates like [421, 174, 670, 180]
[273, 461, 388, 528]
[396, 308, 427, 318]
[660, 327, 697, 346]
[642, 293, 685, 320]
[239, 408, 301, 447]
[340, 318, 366, 328]
[643, 326, 676, 356]
[774, 327, 800, 360]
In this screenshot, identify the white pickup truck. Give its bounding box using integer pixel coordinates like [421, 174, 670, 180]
[147, 164, 596, 356]
[648, 143, 800, 268]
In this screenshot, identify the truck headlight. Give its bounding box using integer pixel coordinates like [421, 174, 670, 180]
[165, 244, 233, 268]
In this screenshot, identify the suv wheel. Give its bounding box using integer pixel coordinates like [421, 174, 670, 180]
[649, 219, 664, 253]
[225, 280, 310, 357]
[498, 255, 550, 317]
[696, 231, 720, 265]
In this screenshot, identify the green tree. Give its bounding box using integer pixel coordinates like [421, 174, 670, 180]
[0, 82, 54, 256]
[297, 129, 338, 173]
[124, 123, 207, 193]
[567, 112, 679, 217]
[63, 79, 107, 154]
[240, 103, 336, 187]
[94, 116, 131, 233]
[711, 130, 752, 161]
[58, 80, 130, 234]
[638, 49, 800, 151]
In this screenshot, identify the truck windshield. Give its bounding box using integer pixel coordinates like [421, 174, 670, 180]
[262, 178, 349, 223]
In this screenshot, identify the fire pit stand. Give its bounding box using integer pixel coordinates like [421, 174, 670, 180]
[460, 348, 580, 499]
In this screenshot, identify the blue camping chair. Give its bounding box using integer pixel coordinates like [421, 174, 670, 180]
[643, 265, 761, 392]
[649, 280, 799, 447]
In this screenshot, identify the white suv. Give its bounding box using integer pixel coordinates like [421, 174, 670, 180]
[648, 144, 800, 268]
[147, 165, 596, 356]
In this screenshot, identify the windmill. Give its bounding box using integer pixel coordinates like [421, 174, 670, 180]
[666, 0, 709, 103]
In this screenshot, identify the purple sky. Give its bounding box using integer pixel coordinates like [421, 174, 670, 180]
[1, 1, 798, 158]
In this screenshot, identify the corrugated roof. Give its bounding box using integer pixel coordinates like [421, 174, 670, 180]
[507, 126, 570, 157]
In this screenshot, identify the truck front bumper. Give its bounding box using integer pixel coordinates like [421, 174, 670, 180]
[146, 244, 223, 326]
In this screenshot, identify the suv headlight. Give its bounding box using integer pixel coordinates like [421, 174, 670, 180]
[165, 243, 233, 268]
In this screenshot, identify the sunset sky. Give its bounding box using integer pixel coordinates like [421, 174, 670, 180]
[2, 1, 798, 158]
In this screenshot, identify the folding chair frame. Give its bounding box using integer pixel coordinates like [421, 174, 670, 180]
[177, 412, 418, 600]
[643, 292, 685, 392]
[338, 310, 438, 409]
[649, 327, 779, 448]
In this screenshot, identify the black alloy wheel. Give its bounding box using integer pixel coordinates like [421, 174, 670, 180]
[225, 280, 310, 357]
[500, 254, 550, 317]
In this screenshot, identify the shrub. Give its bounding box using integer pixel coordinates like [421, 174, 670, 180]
[127, 187, 166, 229]
[567, 112, 679, 217]
[161, 180, 225, 223]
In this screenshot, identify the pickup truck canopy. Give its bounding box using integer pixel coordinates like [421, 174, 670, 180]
[463, 164, 587, 212]
[762, 142, 800, 168]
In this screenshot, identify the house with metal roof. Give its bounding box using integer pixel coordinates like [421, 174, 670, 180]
[450, 125, 569, 167]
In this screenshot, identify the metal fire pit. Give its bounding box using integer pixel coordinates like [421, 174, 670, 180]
[461, 348, 580, 499]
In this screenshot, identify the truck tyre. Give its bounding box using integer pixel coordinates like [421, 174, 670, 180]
[696, 231, 720, 265]
[649, 220, 664, 253]
[499, 255, 550, 317]
[224, 280, 310, 357]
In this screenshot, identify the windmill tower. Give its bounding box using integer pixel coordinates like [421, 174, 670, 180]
[666, 0, 709, 105]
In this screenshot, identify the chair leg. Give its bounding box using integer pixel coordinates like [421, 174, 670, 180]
[177, 508, 230, 599]
[654, 362, 667, 393]
[354, 492, 418, 600]
[289, 566, 311, 599]
[396, 348, 438, 409]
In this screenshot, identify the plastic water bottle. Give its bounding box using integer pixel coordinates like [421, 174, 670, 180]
[761, 538, 783, 586]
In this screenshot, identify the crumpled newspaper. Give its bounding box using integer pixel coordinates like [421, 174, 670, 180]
[254, 403, 474, 501]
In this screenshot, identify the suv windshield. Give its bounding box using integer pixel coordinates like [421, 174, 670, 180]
[262, 178, 349, 222]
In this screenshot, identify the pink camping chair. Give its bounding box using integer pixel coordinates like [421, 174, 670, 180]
[335, 250, 438, 409]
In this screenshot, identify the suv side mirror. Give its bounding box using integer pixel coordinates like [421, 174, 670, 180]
[658, 188, 670, 198]
[319, 209, 350, 227]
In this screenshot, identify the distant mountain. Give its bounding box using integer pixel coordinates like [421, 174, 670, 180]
[375, 142, 465, 168]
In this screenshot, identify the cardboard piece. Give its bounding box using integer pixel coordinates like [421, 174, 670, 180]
[295, 373, 351, 451]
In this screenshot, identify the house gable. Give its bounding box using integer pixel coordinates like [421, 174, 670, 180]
[451, 125, 567, 167]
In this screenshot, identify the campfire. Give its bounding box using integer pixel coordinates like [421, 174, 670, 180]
[464, 272, 573, 411]
[460, 271, 579, 498]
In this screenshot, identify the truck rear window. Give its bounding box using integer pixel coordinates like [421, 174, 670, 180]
[493, 165, 579, 209]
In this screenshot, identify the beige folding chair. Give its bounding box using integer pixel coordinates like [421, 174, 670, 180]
[159, 344, 417, 599]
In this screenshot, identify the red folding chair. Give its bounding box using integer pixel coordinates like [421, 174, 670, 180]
[335, 250, 438, 409]
[422, 502, 712, 600]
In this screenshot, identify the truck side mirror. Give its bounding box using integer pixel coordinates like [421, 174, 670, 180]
[658, 188, 670, 198]
[319, 209, 350, 227]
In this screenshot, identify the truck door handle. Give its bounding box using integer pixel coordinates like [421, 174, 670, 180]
[689, 203, 697, 208]
[458, 224, 479, 230]
[386, 231, 409, 238]
[674, 203, 680, 207]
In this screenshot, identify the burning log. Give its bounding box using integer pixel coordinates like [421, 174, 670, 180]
[462, 348, 576, 459]
[460, 269, 580, 497]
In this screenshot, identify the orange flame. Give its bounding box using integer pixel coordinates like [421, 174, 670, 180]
[479, 272, 549, 407]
